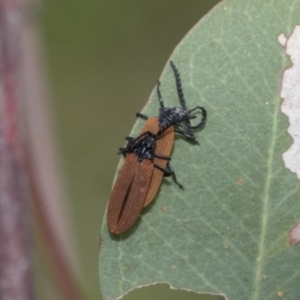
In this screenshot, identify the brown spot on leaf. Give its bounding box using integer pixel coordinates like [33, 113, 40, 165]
[277, 290, 283, 297]
[289, 222, 300, 245]
[223, 241, 229, 249]
[236, 178, 244, 185]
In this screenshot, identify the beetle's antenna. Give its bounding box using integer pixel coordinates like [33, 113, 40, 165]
[189, 106, 207, 130]
[156, 80, 165, 108]
[170, 61, 188, 110]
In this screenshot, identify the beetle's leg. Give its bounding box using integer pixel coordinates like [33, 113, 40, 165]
[154, 161, 184, 190]
[118, 148, 126, 155]
[174, 132, 198, 144]
[136, 112, 148, 120]
[153, 153, 171, 160]
[117, 136, 135, 154]
[125, 136, 135, 142]
[156, 80, 165, 108]
[174, 123, 199, 145]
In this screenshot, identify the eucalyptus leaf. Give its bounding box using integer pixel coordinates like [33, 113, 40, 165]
[99, 1, 300, 299]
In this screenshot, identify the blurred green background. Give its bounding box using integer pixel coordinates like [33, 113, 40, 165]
[40, 1, 221, 299]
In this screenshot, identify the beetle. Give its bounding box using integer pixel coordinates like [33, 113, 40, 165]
[107, 61, 207, 234]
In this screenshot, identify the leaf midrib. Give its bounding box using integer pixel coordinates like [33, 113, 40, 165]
[251, 85, 282, 300]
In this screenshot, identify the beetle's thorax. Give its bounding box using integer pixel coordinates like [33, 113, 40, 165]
[131, 133, 156, 162]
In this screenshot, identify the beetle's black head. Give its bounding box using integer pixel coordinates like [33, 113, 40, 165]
[158, 106, 190, 132]
[158, 105, 207, 144]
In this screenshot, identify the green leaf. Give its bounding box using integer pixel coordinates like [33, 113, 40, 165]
[99, 1, 300, 299]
